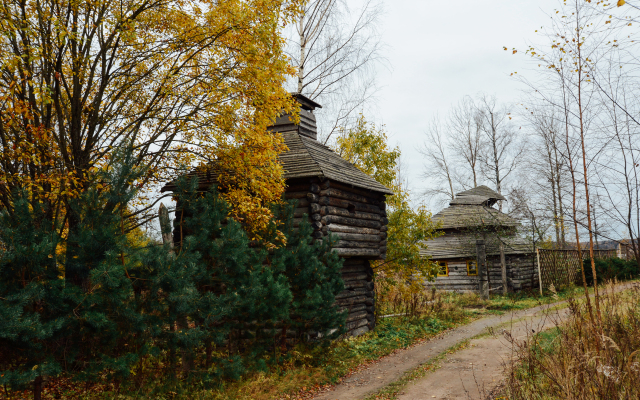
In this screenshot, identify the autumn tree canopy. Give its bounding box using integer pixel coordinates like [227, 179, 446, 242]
[0, 0, 300, 238]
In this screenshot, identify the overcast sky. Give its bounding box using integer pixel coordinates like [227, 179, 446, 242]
[374, 0, 559, 206]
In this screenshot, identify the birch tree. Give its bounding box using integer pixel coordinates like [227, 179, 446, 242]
[286, 0, 383, 143]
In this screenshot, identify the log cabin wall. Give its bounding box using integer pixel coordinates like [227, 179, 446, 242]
[284, 177, 387, 335]
[424, 254, 538, 293]
[420, 185, 537, 294]
[164, 94, 392, 337]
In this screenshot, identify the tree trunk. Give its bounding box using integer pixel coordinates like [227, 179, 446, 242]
[33, 376, 42, 400]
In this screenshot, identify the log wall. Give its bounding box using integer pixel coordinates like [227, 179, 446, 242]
[285, 178, 387, 336]
[425, 254, 538, 293]
[337, 258, 375, 336]
[173, 178, 388, 337]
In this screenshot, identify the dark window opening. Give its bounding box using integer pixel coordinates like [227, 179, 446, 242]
[347, 203, 356, 213]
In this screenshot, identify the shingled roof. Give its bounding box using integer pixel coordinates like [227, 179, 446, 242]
[432, 204, 519, 230]
[455, 185, 506, 202]
[161, 96, 393, 195]
[419, 234, 533, 260]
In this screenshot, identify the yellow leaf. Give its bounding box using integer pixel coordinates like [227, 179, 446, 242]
[618, 0, 626, 6]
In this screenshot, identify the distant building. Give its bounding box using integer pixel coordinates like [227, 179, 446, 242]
[420, 186, 538, 293]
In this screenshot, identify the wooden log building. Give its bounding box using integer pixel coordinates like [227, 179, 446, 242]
[420, 186, 538, 293]
[161, 94, 393, 336]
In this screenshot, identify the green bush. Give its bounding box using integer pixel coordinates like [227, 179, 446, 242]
[583, 257, 639, 285]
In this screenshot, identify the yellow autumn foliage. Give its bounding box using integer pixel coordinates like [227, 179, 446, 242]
[0, 0, 301, 240]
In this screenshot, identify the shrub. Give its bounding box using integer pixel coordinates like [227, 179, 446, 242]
[583, 257, 639, 285]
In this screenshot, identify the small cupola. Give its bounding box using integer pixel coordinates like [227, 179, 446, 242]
[267, 93, 322, 140]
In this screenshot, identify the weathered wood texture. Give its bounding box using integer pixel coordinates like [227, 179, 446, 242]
[338, 258, 375, 336]
[425, 254, 538, 293]
[536, 248, 617, 291]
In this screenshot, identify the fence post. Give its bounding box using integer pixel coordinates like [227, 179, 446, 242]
[500, 242, 507, 295]
[476, 240, 489, 300]
[536, 248, 543, 296]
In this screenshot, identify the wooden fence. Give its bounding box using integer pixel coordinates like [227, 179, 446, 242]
[536, 248, 617, 294]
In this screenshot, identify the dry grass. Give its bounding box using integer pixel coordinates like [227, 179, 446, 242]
[503, 281, 640, 399]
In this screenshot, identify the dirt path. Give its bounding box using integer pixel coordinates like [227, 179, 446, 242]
[395, 305, 567, 399]
[313, 303, 561, 400]
[313, 283, 634, 400]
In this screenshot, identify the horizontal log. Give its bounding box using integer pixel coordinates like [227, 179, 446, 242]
[311, 221, 323, 231]
[344, 280, 373, 290]
[311, 213, 321, 221]
[310, 203, 321, 213]
[335, 295, 368, 307]
[293, 207, 309, 218]
[346, 310, 369, 323]
[338, 303, 367, 314]
[320, 180, 385, 201]
[346, 317, 369, 331]
[335, 287, 369, 299]
[379, 240, 387, 246]
[285, 191, 309, 199]
[310, 183, 320, 194]
[307, 193, 319, 203]
[342, 258, 368, 266]
[342, 272, 368, 282]
[286, 183, 313, 192]
[341, 266, 367, 275]
[318, 196, 382, 214]
[333, 248, 381, 258]
[335, 239, 380, 249]
[321, 206, 381, 221]
[329, 231, 381, 242]
[365, 297, 374, 306]
[322, 215, 381, 229]
[294, 198, 310, 207]
[380, 226, 388, 232]
[320, 188, 378, 205]
[324, 224, 380, 235]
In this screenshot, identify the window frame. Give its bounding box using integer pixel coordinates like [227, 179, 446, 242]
[437, 261, 449, 277]
[467, 260, 478, 276]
